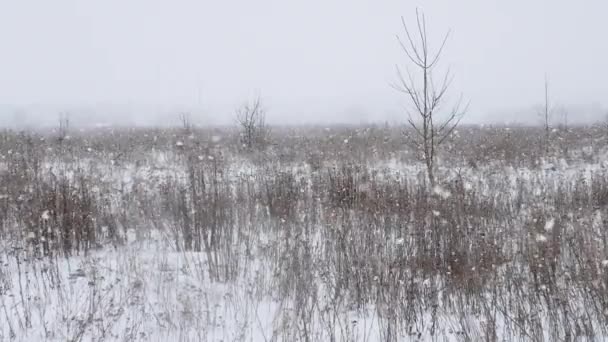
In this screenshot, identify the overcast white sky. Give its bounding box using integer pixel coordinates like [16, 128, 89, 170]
[0, 0, 606, 126]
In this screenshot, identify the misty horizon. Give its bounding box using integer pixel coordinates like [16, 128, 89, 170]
[1, 0, 606, 127]
[1, 102, 607, 129]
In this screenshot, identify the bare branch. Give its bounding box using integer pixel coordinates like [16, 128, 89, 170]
[393, 66, 425, 115]
[393, 10, 467, 185]
[428, 31, 451, 68]
[437, 98, 469, 145]
[430, 68, 454, 111]
[415, 10, 427, 60]
[400, 16, 424, 63]
[397, 36, 426, 69]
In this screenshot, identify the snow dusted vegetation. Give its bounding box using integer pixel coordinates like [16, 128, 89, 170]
[2, 125, 608, 341]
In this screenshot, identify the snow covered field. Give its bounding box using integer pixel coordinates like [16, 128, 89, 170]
[2, 126, 608, 341]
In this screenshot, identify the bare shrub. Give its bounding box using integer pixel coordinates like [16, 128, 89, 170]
[236, 96, 270, 151]
[262, 170, 303, 221]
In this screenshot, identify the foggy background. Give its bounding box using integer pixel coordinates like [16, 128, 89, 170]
[0, 0, 606, 128]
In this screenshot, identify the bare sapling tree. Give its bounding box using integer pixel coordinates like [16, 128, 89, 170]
[557, 106, 569, 155]
[541, 75, 552, 154]
[58, 112, 70, 143]
[236, 96, 270, 150]
[179, 112, 192, 134]
[394, 9, 467, 186]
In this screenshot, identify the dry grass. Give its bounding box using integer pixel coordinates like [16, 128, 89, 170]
[2, 124, 608, 340]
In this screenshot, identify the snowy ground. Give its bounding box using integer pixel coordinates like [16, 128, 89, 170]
[1, 237, 392, 342]
[3, 144, 608, 341]
[0, 237, 543, 342]
[3, 230, 606, 341]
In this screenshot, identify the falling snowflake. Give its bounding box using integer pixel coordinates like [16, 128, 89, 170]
[544, 218, 555, 231]
[433, 185, 451, 199]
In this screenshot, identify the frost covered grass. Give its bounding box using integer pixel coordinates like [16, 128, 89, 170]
[2, 125, 608, 341]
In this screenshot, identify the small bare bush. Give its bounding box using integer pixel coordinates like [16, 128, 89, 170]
[236, 96, 270, 151]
